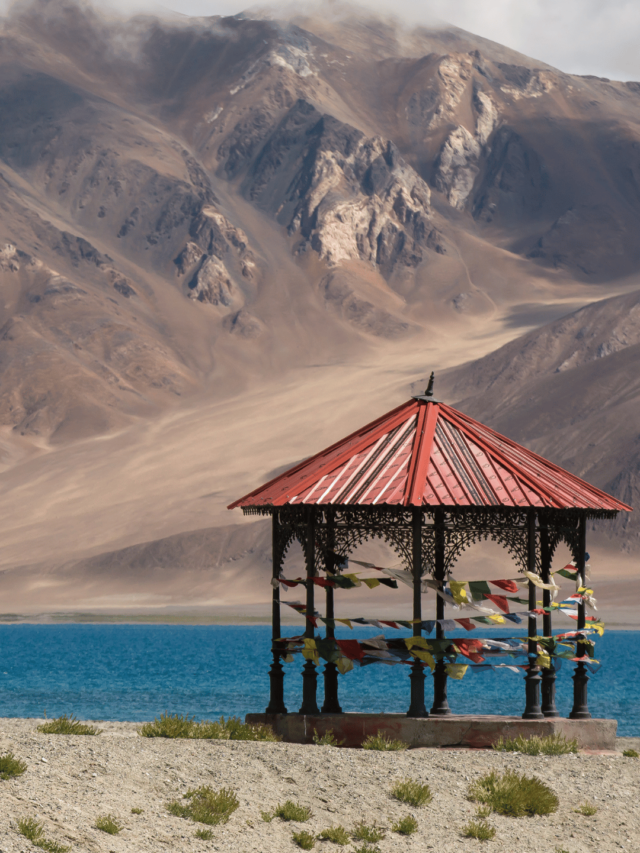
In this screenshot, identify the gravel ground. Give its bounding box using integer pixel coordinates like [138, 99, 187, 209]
[0, 718, 638, 853]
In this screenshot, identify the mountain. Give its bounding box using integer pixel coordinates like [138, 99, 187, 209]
[440, 287, 640, 549]
[0, 0, 639, 614]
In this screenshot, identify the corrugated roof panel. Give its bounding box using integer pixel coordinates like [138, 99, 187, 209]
[228, 397, 632, 513]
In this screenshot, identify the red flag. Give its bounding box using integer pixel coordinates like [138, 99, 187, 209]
[455, 618, 476, 631]
[336, 640, 364, 660]
[489, 579, 519, 593]
[485, 594, 510, 613]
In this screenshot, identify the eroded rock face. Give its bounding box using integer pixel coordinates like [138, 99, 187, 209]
[223, 99, 444, 273]
[432, 86, 498, 211]
[173, 205, 257, 307]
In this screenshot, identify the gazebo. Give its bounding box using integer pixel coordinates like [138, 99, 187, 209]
[228, 376, 631, 746]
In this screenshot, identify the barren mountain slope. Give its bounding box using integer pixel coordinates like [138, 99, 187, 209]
[0, 2, 639, 612]
[441, 288, 640, 549]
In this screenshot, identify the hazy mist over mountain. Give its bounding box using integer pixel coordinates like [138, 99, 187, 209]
[0, 0, 638, 620]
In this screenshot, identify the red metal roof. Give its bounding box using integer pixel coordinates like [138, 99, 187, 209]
[228, 397, 632, 512]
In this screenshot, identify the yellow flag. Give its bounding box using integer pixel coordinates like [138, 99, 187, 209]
[445, 664, 468, 680]
[336, 619, 353, 629]
[343, 573, 362, 587]
[536, 653, 551, 669]
[411, 650, 436, 670]
[362, 578, 381, 589]
[449, 581, 469, 605]
[405, 636, 429, 650]
[488, 614, 505, 624]
[590, 621, 605, 637]
[336, 657, 354, 674]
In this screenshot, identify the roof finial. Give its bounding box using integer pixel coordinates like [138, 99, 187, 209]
[425, 372, 435, 397]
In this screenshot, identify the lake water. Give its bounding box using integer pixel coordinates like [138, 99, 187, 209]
[0, 625, 636, 734]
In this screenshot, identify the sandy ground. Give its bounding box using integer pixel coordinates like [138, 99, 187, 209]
[0, 718, 638, 853]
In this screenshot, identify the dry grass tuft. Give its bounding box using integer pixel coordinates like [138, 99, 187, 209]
[17, 817, 70, 853]
[167, 786, 239, 826]
[292, 830, 316, 849]
[492, 733, 577, 756]
[0, 752, 27, 780]
[139, 712, 279, 741]
[362, 731, 408, 751]
[391, 778, 432, 807]
[351, 822, 385, 842]
[318, 825, 350, 844]
[574, 802, 598, 816]
[468, 770, 559, 817]
[462, 819, 496, 841]
[391, 815, 418, 835]
[37, 715, 101, 736]
[95, 814, 122, 835]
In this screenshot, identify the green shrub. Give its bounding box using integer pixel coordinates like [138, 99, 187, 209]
[391, 815, 418, 835]
[131, 807, 143, 815]
[318, 825, 350, 844]
[362, 731, 408, 751]
[352, 845, 381, 853]
[351, 822, 385, 843]
[95, 814, 122, 835]
[574, 802, 597, 816]
[37, 715, 101, 736]
[462, 820, 496, 841]
[139, 712, 279, 741]
[292, 830, 316, 849]
[468, 770, 559, 817]
[0, 752, 27, 780]
[475, 805, 492, 818]
[492, 733, 577, 756]
[623, 748, 639, 758]
[260, 810, 274, 822]
[271, 801, 312, 822]
[167, 786, 239, 825]
[17, 817, 70, 853]
[391, 778, 432, 807]
[195, 828, 213, 840]
[313, 729, 342, 746]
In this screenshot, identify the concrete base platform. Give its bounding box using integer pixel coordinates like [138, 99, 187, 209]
[246, 713, 617, 751]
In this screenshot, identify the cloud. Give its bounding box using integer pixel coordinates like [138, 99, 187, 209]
[143, 0, 640, 81]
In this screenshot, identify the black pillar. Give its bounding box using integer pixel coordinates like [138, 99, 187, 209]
[299, 508, 320, 715]
[523, 509, 543, 719]
[408, 507, 428, 717]
[540, 523, 559, 717]
[570, 513, 591, 719]
[322, 509, 342, 714]
[266, 511, 287, 715]
[431, 507, 451, 716]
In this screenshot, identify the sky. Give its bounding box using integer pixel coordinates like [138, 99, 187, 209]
[149, 0, 640, 81]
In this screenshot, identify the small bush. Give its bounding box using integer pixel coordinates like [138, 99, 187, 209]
[353, 845, 381, 853]
[271, 801, 312, 822]
[623, 748, 639, 758]
[0, 752, 27, 780]
[574, 802, 597, 816]
[468, 770, 558, 817]
[362, 731, 408, 751]
[462, 820, 496, 841]
[139, 712, 279, 741]
[195, 827, 213, 840]
[260, 810, 274, 822]
[293, 830, 316, 849]
[391, 778, 432, 807]
[95, 814, 122, 835]
[313, 729, 342, 746]
[391, 815, 418, 835]
[475, 805, 491, 818]
[37, 715, 101, 736]
[167, 785, 239, 826]
[17, 818, 70, 853]
[492, 733, 577, 756]
[131, 807, 143, 815]
[351, 822, 385, 843]
[318, 825, 350, 844]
